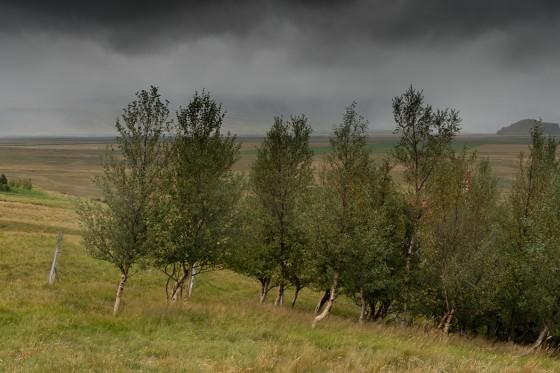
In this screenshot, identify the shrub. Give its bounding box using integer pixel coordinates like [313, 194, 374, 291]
[8, 178, 33, 190]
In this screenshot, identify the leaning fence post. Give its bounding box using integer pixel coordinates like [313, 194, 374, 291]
[48, 232, 63, 285]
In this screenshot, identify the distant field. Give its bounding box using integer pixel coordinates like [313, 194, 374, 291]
[0, 135, 533, 197]
[304, 142, 481, 156]
[0, 138, 110, 197]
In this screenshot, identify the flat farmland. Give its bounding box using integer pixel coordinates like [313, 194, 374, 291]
[475, 144, 529, 190]
[0, 135, 532, 198]
[0, 138, 110, 197]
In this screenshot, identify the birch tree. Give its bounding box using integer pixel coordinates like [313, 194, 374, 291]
[227, 194, 281, 303]
[349, 160, 407, 324]
[77, 86, 174, 316]
[529, 165, 560, 351]
[391, 85, 461, 324]
[493, 123, 559, 345]
[250, 115, 314, 306]
[154, 90, 242, 303]
[310, 102, 383, 327]
[418, 153, 499, 334]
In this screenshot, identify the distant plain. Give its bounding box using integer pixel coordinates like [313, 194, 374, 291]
[0, 135, 532, 198]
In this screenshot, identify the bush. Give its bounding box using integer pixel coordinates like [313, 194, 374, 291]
[0, 173, 7, 185]
[0, 183, 10, 192]
[8, 178, 33, 190]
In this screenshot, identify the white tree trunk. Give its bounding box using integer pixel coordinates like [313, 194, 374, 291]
[183, 263, 195, 303]
[530, 321, 550, 353]
[113, 270, 128, 316]
[187, 262, 197, 298]
[274, 282, 285, 306]
[359, 289, 367, 324]
[259, 286, 268, 303]
[315, 289, 330, 315]
[259, 279, 271, 303]
[171, 264, 189, 301]
[312, 271, 339, 328]
[442, 308, 456, 335]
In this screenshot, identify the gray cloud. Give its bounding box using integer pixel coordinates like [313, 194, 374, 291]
[0, 1, 559, 136]
[1, 1, 559, 60]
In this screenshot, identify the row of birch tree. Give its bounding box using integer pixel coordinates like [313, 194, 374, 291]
[77, 85, 560, 349]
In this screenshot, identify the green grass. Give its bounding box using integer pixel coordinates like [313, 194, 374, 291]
[1, 190, 560, 371]
[241, 141, 483, 156]
[2, 186, 52, 199]
[0, 187, 75, 210]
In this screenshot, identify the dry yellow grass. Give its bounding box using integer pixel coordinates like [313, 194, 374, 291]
[475, 144, 529, 190]
[0, 136, 530, 198]
[0, 141, 106, 197]
[0, 198, 79, 235]
[2, 173, 560, 371]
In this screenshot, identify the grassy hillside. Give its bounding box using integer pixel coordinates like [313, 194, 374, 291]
[1, 188, 560, 371]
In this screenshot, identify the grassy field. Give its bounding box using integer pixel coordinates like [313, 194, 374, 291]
[1, 187, 560, 372]
[0, 135, 531, 198]
[0, 138, 109, 197]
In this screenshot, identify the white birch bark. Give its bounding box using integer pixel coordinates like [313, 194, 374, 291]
[530, 321, 550, 353]
[183, 263, 194, 303]
[274, 283, 285, 306]
[442, 308, 456, 335]
[312, 271, 339, 328]
[113, 270, 128, 316]
[359, 289, 367, 324]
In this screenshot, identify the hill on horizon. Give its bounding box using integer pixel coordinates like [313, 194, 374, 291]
[497, 119, 560, 136]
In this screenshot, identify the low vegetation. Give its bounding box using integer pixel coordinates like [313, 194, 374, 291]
[0, 173, 32, 192]
[2, 187, 560, 371]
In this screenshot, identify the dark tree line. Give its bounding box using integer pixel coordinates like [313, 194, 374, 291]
[77, 86, 560, 350]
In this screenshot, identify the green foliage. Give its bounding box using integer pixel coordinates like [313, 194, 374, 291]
[247, 115, 314, 303]
[0, 173, 7, 185]
[307, 102, 406, 321]
[392, 85, 461, 196]
[391, 85, 462, 323]
[417, 152, 500, 329]
[226, 194, 281, 299]
[240, 141, 480, 156]
[308, 102, 374, 286]
[76, 86, 173, 285]
[153, 90, 243, 295]
[491, 121, 560, 343]
[8, 178, 32, 189]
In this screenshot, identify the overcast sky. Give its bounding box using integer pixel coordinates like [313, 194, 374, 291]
[0, 0, 559, 136]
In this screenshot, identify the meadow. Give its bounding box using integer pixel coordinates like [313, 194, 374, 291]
[1, 135, 558, 372]
[0, 134, 531, 197]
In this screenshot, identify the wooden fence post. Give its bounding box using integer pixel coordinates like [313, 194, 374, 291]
[48, 232, 63, 285]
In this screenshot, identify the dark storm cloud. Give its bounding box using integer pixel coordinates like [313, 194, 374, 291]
[1, 0, 559, 136]
[1, 0, 559, 58]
